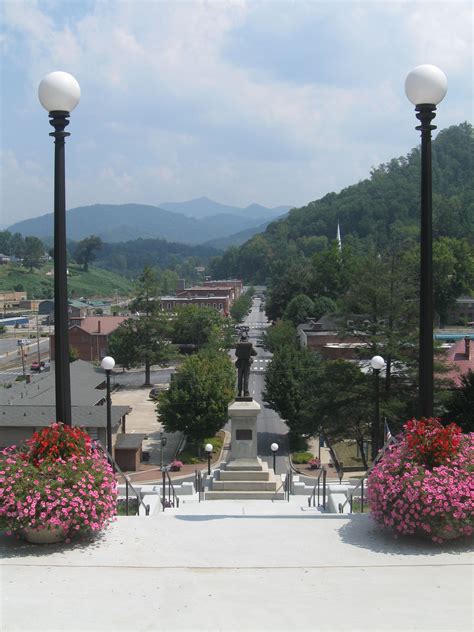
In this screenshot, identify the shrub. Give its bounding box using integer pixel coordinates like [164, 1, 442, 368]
[291, 451, 314, 464]
[367, 418, 473, 543]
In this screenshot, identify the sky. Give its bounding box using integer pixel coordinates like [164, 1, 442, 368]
[0, 0, 472, 226]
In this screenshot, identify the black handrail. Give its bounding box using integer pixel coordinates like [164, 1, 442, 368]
[97, 444, 150, 516]
[195, 469, 204, 502]
[285, 468, 293, 501]
[308, 466, 327, 510]
[161, 467, 180, 511]
[340, 435, 398, 514]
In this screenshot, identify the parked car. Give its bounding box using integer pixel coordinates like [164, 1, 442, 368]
[256, 339, 264, 347]
[149, 384, 169, 400]
[30, 361, 41, 371]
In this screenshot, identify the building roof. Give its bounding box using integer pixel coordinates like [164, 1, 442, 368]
[70, 316, 126, 335]
[0, 405, 130, 428]
[115, 433, 147, 449]
[0, 360, 108, 406]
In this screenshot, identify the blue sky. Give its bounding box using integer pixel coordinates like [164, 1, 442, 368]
[1, 0, 472, 226]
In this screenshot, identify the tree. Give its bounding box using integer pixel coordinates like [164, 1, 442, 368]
[433, 237, 474, 327]
[159, 349, 235, 446]
[22, 236, 45, 271]
[108, 266, 175, 385]
[74, 235, 103, 272]
[108, 313, 176, 385]
[230, 289, 253, 322]
[283, 294, 314, 326]
[262, 319, 298, 354]
[442, 370, 474, 433]
[171, 305, 225, 350]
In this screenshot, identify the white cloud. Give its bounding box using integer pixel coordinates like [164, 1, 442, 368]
[1, 0, 472, 224]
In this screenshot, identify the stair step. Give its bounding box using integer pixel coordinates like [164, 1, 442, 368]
[219, 470, 270, 481]
[212, 480, 278, 491]
[205, 490, 286, 500]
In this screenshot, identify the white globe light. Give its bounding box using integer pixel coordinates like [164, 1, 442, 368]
[271, 442, 279, 452]
[101, 356, 115, 371]
[38, 71, 81, 113]
[405, 64, 447, 106]
[205, 443, 213, 453]
[370, 355, 385, 371]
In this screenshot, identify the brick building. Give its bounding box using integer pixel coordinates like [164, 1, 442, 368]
[50, 316, 127, 362]
[160, 295, 230, 315]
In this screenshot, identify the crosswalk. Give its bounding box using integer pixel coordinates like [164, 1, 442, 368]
[251, 358, 271, 372]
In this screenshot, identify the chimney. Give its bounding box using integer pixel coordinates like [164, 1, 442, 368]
[465, 336, 471, 359]
[97, 320, 101, 334]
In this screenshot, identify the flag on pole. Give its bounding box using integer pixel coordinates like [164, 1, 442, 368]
[384, 419, 392, 443]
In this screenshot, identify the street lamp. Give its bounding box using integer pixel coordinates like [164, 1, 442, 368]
[205, 443, 213, 475]
[370, 355, 385, 460]
[39, 71, 81, 427]
[101, 356, 115, 458]
[270, 442, 279, 473]
[405, 64, 447, 418]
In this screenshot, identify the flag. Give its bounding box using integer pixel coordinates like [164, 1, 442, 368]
[384, 419, 392, 443]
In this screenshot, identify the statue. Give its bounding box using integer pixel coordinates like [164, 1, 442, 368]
[235, 331, 257, 397]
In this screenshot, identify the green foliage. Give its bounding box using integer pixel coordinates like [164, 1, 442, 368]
[230, 288, 253, 322]
[283, 294, 314, 326]
[22, 236, 46, 271]
[171, 305, 228, 350]
[442, 370, 474, 433]
[263, 319, 298, 354]
[291, 451, 314, 464]
[74, 235, 103, 272]
[433, 237, 474, 326]
[158, 349, 235, 445]
[69, 346, 79, 362]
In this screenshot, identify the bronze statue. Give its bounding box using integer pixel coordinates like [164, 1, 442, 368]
[235, 332, 257, 397]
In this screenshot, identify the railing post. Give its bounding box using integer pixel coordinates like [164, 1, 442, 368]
[162, 467, 166, 511]
[361, 479, 364, 513]
[322, 468, 327, 511]
[125, 478, 129, 516]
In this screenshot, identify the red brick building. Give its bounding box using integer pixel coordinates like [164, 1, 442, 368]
[160, 295, 230, 316]
[445, 337, 474, 387]
[50, 316, 127, 362]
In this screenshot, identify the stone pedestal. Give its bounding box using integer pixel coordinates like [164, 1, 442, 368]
[227, 398, 260, 467]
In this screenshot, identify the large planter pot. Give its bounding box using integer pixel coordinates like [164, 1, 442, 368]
[23, 525, 67, 544]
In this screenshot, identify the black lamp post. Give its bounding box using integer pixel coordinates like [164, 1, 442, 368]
[39, 71, 80, 427]
[205, 443, 213, 476]
[405, 65, 447, 418]
[270, 442, 279, 473]
[101, 356, 115, 458]
[370, 355, 385, 460]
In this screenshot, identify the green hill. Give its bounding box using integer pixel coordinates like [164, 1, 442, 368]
[209, 123, 473, 283]
[0, 263, 133, 299]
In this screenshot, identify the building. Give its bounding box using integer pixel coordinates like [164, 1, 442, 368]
[161, 295, 230, 315]
[50, 316, 127, 361]
[0, 291, 27, 309]
[202, 279, 243, 300]
[0, 359, 130, 449]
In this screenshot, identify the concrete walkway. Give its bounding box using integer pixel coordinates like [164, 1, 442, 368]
[1, 508, 472, 631]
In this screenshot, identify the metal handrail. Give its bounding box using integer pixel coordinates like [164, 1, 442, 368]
[161, 467, 180, 511]
[339, 436, 399, 514]
[195, 469, 204, 502]
[285, 468, 293, 501]
[97, 444, 150, 516]
[308, 466, 327, 510]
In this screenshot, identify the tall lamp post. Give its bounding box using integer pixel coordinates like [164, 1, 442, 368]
[405, 65, 447, 418]
[205, 443, 213, 476]
[270, 442, 279, 474]
[38, 71, 81, 427]
[370, 355, 385, 460]
[101, 356, 115, 457]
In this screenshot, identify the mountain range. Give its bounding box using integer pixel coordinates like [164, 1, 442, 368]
[7, 198, 292, 245]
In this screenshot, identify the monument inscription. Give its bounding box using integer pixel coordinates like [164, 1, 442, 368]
[236, 429, 252, 441]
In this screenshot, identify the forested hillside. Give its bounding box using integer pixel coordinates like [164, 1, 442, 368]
[209, 123, 473, 284]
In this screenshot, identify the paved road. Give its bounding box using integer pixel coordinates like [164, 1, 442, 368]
[230, 295, 290, 475]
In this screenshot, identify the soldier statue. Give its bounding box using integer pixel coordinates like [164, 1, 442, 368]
[235, 331, 257, 397]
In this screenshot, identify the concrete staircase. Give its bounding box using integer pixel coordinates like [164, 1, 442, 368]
[205, 458, 285, 500]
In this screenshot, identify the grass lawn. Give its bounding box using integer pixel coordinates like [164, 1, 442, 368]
[178, 431, 225, 465]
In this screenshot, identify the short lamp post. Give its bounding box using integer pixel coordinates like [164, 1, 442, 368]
[205, 443, 213, 475]
[160, 433, 167, 470]
[271, 442, 279, 473]
[370, 355, 385, 460]
[101, 356, 115, 458]
[405, 64, 447, 418]
[38, 71, 81, 427]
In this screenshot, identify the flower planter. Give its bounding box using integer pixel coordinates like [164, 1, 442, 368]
[23, 525, 67, 545]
